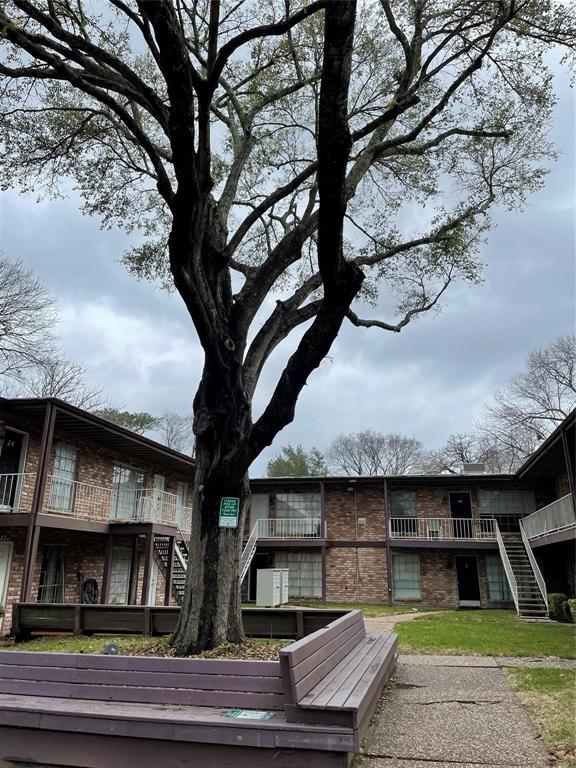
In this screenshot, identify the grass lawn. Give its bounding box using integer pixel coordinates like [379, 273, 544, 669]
[285, 601, 441, 617]
[507, 668, 576, 767]
[0, 634, 288, 659]
[396, 610, 576, 658]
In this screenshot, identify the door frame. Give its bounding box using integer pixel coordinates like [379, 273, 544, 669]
[0, 427, 29, 511]
[0, 541, 13, 630]
[455, 554, 481, 607]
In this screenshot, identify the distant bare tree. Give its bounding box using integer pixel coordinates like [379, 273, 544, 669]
[328, 431, 424, 475]
[0, 256, 57, 380]
[422, 430, 536, 475]
[486, 335, 576, 441]
[25, 356, 104, 410]
[157, 412, 194, 455]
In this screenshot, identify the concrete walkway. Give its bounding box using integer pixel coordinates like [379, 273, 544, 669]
[360, 655, 551, 768]
[364, 610, 447, 634]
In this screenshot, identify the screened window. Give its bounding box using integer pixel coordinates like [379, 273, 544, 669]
[390, 491, 417, 517]
[274, 552, 322, 598]
[110, 465, 145, 519]
[392, 553, 421, 600]
[108, 547, 132, 604]
[478, 490, 536, 532]
[485, 554, 512, 602]
[276, 493, 321, 520]
[48, 445, 77, 513]
[37, 545, 66, 603]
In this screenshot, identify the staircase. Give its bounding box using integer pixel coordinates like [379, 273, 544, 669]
[240, 521, 260, 584]
[499, 534, 549, 619]
[154, 536, 189, 605]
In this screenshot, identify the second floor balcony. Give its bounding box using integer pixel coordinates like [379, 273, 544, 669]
[256, 517, 324, 539]
[389, 517, 497, 541]
[0, 472, 192, 535]
[521, 495, 575, 541]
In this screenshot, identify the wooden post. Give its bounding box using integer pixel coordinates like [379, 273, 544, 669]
[21, 403, 56, 601]
[164, 536, 175, 606]
[100, 535, 113, 604]
[320, 481, 327, 601]
[561, 426, 576, 514]
[140, 532, 154, 606]
[73, 605, 82, 635]
[383, 478, 393, 605]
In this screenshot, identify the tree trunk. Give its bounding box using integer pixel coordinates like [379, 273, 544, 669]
[172, 363, 251, 654]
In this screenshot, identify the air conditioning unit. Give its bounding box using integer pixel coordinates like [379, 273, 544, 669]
[463, 463, 485, 474]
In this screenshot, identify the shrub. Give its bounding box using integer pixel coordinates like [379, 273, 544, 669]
[548, 593, 568, 622]
[566, 599, 576, 624]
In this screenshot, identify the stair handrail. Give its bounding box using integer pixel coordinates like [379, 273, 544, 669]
[519, 520, 548, 612]
[174, 540, 188, 573]
[495, 520, 519, 613]
[240, 519, 260, 583]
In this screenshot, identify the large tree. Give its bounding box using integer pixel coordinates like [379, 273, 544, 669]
[328, 431, 424, 475]
[1, 1, 574, 652]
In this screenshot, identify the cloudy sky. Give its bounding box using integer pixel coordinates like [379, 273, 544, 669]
[0, 63, 574, 477]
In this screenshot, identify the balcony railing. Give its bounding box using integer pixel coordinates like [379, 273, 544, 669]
[389, 517, 497, 541]
[0, 473, 36, 513]
[0, 473, 191, 534]
[257, 517, 323, 539]
[522, 495, 575, 540]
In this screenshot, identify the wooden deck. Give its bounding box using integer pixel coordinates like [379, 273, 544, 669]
[0, 609, 397, 768]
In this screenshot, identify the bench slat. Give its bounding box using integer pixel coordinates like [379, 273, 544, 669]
[0, 663, 284, 693]
[280, 611, 363, 667]
[0, 679, 285, 710]
[323, 635, 392, 709]
[343, 634, 397, 710]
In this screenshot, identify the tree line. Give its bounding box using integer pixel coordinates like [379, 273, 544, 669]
[267, 334, 576, 477]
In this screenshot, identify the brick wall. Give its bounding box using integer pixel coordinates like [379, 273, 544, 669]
[325, 484, 386, 541]
[325, 546, 388, 603]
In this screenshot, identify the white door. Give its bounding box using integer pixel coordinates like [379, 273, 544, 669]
[0, 542, 13, 630]
[49, 445, 78, 513]
[250, 494, 269, 535]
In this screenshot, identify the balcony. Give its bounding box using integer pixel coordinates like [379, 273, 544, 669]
[0, 473, 192, 534]
[521, 495, 575, 541]
[389, 517, 497, 541]
[257, 517, 324, 539]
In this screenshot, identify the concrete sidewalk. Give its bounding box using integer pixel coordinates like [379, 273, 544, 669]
[359, 655, 550, 768]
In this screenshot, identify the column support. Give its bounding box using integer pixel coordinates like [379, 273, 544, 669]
[164, 536, 175, 606]
[140, 531, 154, 606]
[100, 534, 113, 604]
[383, 478, 393, 605]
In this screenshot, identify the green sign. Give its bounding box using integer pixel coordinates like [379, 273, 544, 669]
[224, 709, 273, 720]
[219, 496, 240, 528]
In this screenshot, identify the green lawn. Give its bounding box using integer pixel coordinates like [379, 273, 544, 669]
[286, 601, 441, 617]
[507, 669, 576, 767]
[396, 610, 576, 658]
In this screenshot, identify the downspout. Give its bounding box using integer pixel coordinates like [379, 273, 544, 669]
[21, 402, 56, 602]
[320, 481, 326, 601]
[383, 478, 393, 605]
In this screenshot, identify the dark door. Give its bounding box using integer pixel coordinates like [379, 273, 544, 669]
[248, 552, 272, 601]
[456, 556, 480, 603]
[450, 492, 472, 538]
[0, 429, 24, 508]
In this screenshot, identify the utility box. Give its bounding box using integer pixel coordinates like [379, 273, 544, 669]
[256, 568, 290, 607]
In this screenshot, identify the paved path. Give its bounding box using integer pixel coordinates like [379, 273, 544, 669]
[364, 611, 447, 634]
[360, 655, 551, 768]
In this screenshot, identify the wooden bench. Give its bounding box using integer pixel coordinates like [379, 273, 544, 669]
[0, 611, 397, 767]
[280, 610, 397, 745]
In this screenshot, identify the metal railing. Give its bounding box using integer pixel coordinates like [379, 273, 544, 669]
[519, 520, 548, 611]
[240, 521, 260, 583]
[389, 517, 496, 540]
[41, 475, 192, 532]
[495, 520, 519, 612]
[257, 517, 323, 539]
[0, 472, 36, 513]
[521, 495, 575, 540]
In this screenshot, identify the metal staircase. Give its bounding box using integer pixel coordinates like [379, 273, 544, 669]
[495, 522, 548, 619]
[154, 536, 189, 605]
[240, 521, 260, 584]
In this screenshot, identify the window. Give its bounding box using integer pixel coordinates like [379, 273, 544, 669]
[274, 552, 322, 598]
[485, 554, 512, 602]
[389, 491, 417, 536]
[276, 493, 321, 519]
[478, 490, 536, 532]
[108, 547, 132, 604]
[37, 545, 66, 603]
[392, 553, 421, 600]
[48, 445, 78, 513]
[110, 465, 145, 520]
[176, 481, 189, 531]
